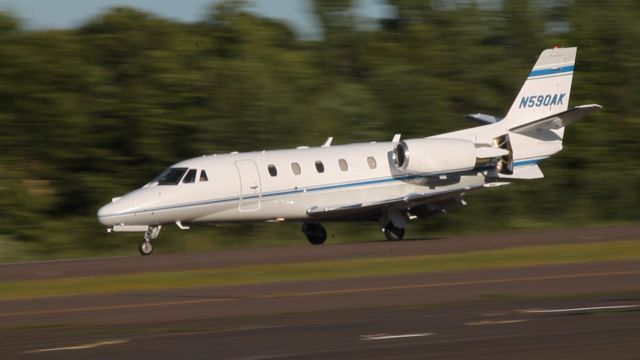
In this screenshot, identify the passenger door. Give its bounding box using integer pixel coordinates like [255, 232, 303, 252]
[235, 160, 261, 212]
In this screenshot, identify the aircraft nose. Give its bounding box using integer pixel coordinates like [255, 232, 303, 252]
[97, 189, 157, 226]
[97, 201, 119, 226]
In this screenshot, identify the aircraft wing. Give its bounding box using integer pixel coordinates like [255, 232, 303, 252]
[465, 113, 502, 125]
[306, 188, 467, 219]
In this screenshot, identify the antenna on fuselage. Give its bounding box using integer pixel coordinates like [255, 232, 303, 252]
[322, 137, 333, 147]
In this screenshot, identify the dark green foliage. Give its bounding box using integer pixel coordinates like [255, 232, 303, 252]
[0, 1, 638, 259]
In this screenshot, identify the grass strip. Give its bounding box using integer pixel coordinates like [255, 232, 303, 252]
[1, 240, 638, 300]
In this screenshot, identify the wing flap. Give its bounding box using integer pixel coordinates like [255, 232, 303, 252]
[307, 196, 406, 217]
[307, 189, 468, 218]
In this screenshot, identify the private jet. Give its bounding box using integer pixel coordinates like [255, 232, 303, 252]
[98, 47, 601, 255]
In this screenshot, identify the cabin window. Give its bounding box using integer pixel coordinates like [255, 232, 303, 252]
[338, 159, 348, 171]
[182, 169, 197, 183]
[315, 161, 325, 173]
[154, 167, 188, 185]
[268, 164, 278, 177]
[367, 156, 377, 169]
[199, 170, 209, 182]
[291, 162, 301, 175]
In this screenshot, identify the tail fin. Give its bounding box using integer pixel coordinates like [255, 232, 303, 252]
[490, 47, 602, 179]
[503, 47, 576, 129]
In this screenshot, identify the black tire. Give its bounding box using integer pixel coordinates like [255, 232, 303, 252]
[384, 224, 405, 241]
[138, 240, 153, 256]
[302, 223, 327, 245]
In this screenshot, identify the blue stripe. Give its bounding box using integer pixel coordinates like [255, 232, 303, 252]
[513, 158, 542, 166]
[101, 157, 546, 217]
[528, 65, 574, 78]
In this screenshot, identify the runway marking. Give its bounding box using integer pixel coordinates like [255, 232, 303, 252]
[23, 339, 128, 353]
[465, 319, 528, 326]
[1, 269, 639, 319]
[360, 333, 434, 341]
[258, 269, 640, 299]
[519, 304, 640, 314]
[0, 298, 232, 318]
[0, 256, 129, 267]
[480, 311, 508, 317]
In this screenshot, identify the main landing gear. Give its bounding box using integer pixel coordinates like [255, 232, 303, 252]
[380, 211, 407, 241]
[301, 221, 405, 244]
[383, 223, 405, 241]
[139, 225, 161, 256]
[302, 222, 327, 245]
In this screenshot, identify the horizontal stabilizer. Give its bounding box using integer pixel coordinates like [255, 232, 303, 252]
[510, 104, 602, 136]
[465, 113, 502, 125]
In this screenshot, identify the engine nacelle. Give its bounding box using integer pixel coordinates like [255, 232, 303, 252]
[393, 138, 478, 174]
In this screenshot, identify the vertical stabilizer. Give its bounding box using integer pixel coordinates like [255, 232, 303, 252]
[503, 47, 576, 129]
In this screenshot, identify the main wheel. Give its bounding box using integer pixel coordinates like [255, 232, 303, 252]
[138, 240, 153, 256]
[302, 222, 327, 245]
[384, 224, 405, 241]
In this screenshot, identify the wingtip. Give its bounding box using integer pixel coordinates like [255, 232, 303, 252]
[576, 104, 603, 110]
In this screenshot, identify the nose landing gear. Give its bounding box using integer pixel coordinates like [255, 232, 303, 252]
[138, 240, 153, 256]
[139, 225, 161, 256]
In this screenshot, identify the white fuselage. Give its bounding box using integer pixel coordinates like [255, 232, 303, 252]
[96, 141, 477, 226]
[96, 122, 551, 228]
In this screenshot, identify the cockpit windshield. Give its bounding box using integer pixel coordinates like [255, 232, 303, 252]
[152, 167, 188, 185]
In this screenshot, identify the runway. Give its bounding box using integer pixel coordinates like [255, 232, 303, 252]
[2, 224, 638, 281]
[1, 225, 639, 359]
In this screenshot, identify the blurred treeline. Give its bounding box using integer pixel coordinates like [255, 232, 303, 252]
[0, 0, 638, 259]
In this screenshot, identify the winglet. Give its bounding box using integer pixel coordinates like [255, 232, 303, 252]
[465, 113, 502, 125]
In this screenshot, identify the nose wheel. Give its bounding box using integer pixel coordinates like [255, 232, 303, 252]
[139, 225, 161, 256]
[302, 222, 327, 245]
[138, 240, 153, 255]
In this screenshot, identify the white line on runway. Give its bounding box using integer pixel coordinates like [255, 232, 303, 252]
[480, 311, 508, 317]
[360, 333, 434, 341]
[519, 304, 640, 314]
[23, 339, 128, 353]
[465, 319, 528, 326]
[0, 298, 232, 317]
[0, 256, 129, 267]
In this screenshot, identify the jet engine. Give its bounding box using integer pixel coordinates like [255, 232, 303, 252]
[392, 138, 509, 174]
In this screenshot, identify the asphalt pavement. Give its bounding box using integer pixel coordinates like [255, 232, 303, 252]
[0, 225, 639, 359]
